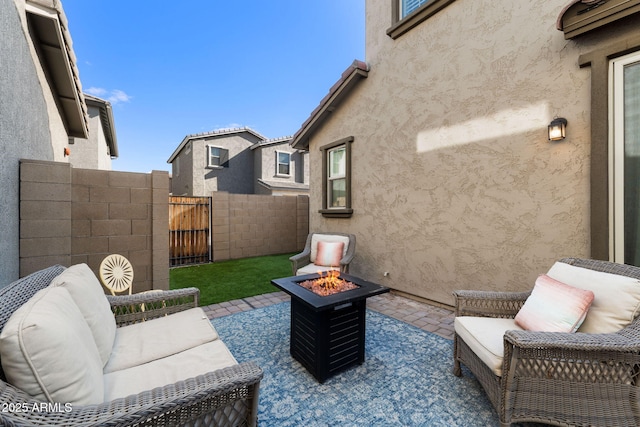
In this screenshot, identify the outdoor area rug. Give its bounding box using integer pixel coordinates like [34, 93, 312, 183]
[211, 302, 500, 426]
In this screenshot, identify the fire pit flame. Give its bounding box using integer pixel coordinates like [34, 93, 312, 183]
[298, 270, 359, 296]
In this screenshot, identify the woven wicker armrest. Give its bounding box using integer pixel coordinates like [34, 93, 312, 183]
[504, 329, 640, 352]
[453, 289, 531, 318]
[108, 287, 200, 326]
[503, 329, 640, 386]
[0, 362, 263, 427]
[340, 246, 356, 268]
[289, 250, 311, 275]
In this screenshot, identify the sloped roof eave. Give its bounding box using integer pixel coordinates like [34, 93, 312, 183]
[167, 127, 268, 163]
[84, 94, 118, 158]
[257, 179, 309, 191]
[26, 0, 89, 138]
[290, 60, 369, 150]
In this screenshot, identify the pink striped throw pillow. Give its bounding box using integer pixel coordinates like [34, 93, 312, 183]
[515, 274, 594, 333]
[315, 241, 345, 267]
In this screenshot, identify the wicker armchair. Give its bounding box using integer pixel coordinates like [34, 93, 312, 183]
[453, 257, 640, 427]
[289, 232, 356, 275]
[0, 265, 263, 427]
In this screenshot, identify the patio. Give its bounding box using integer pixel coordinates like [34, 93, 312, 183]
[201, 291, 455, 340]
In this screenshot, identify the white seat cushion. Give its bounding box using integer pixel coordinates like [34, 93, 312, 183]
[547, 262, 640, 333]
[49, 263, 117, 366]
[0, 287, 104, 404]
[296, 263, 340, 276]
[103, 340, 237, 401]
[454, 316, 522, 376]
[104, 307, 219, 374]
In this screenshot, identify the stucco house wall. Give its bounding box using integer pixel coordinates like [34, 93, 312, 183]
[0, 0, 87, 286]
[70, 95, 118, 170]
[297, 0, 640, 306]
[252, 139, 309, 196]
[201, 133, 257, 195]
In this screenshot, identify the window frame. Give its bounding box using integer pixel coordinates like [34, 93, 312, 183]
[207, 145, 227, 168]
[276, 151, 291, 177]
[320, 136, 353, 218]
[578, 33, 640, 260]
[387, 0, 457, 40]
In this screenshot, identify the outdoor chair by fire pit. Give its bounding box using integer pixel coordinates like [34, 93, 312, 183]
[289, 232, 356, 275]
[453, 257, 640, 427]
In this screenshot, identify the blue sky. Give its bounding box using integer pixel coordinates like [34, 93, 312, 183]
[62, 1, 365, 173]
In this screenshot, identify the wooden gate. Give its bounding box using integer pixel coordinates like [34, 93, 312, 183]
[169, 196, 212, 266]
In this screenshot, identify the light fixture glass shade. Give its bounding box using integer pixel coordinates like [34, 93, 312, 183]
[548, 117, 567, 141]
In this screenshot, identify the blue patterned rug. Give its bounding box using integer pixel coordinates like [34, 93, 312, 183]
[212, 302, 500, 426]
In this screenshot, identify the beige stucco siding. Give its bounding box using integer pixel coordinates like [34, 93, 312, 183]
[307, 0, 606, 306]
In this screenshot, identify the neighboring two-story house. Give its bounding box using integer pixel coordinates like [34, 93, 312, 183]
[167, 127, 308, 197]
[290, 0, 640, 306]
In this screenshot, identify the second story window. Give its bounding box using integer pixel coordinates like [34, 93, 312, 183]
[207, 145, 228, 168]
[277, 151, 291, 176]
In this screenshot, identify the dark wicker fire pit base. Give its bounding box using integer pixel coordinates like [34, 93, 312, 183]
[271, 273, 389, 383]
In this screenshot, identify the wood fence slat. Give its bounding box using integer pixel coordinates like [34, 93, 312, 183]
[169, 196, 211, 266]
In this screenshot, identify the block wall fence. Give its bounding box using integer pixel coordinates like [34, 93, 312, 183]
[19, 159, 170, 292]
[19, 159, 309, 293]
[210, 192, 309, 262]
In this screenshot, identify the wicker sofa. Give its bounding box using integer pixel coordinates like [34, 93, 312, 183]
[0, 264, 263, 427]
[453, 257, 640, 427]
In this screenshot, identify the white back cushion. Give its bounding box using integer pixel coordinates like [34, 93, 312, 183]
[50, 263, 116, 366]
[547, 262, 640, 333]
[0, 287, 104, 404]
[310, 234, 350, 264]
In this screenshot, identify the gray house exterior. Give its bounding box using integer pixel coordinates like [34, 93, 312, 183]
[70, 94, 119, 170]
[1, 0, 89, 286]
[168, 127, 309, 197]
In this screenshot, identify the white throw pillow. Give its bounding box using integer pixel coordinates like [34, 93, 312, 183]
[50, 263, 116, 366]
[315, 241, 345, 267]
[310, 234, 350, 264]
[515, 274, 594, 333]
[0, 287, 104, 404]
[547, 262, 640, 333]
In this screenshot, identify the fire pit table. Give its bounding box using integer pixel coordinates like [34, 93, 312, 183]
[271, 272, 390, 383]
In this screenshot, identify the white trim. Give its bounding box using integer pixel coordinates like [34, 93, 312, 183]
[609, 51, 640, 263]
[207, 145, 223, 168]
[327, 145, 346, 209]
[275, 151, 291, 177]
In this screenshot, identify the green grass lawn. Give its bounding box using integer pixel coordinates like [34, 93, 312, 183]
[170, 253, 295, 306]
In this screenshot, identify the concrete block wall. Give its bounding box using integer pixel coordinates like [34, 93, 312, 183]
[20, 159, 169, 292]
[19, 160, 73, 274]
[211, 192, 309, 261]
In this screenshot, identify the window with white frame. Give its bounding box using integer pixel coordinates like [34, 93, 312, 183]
[328, 147, 346, 207]
[401, 0, 429, 18]
[320, 136, 353, 218]
[207, 145, 228, 168]
[276, 151, 291, 176]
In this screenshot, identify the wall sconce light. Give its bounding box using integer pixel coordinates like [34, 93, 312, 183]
[63, 147, 71, 157]
[548, 117, 568, 141]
